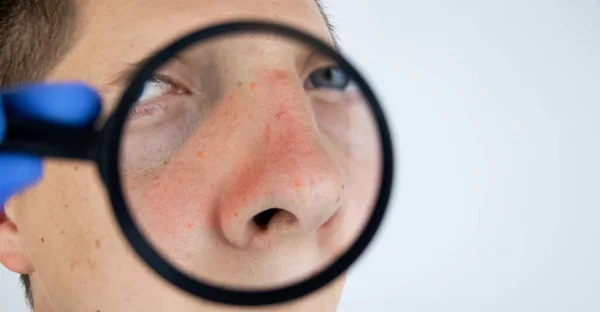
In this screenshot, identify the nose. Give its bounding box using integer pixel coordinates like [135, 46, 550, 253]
[217, 70, 346, 250]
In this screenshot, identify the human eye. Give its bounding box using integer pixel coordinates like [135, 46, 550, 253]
[305, 66, 351, 90]
[139, 76, 172, 102]
[129, 75, 187, 120]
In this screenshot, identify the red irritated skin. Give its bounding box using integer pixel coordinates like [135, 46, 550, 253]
[0, 1, 381, 311]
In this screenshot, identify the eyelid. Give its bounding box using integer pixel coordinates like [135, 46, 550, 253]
[302, 50, 341, 79]
[150, 73, 176, 86]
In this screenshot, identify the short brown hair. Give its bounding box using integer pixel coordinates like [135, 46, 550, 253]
[0, 0, 78, 309]
[0, 0, 78, 86]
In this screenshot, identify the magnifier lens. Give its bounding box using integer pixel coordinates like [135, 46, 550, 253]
[118, 30, 383, 291]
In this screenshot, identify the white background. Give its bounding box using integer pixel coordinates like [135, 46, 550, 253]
[2, 0, 599, 311]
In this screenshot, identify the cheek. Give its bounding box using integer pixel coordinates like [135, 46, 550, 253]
[15, 162, 119, 293]
[121, 97, 237, 240]
[125, 158, 217, 240]
[334, 119, 382, 241]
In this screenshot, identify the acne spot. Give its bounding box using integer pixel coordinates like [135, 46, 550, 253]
[276, 108, 286, 119]
[185, 222, 195, 230]
[268, 69, 289, 82]
[249, 82, 258, 90]
[294, 179, 302, 188]
[196, 151, 205, 158]
[95, 240, 101, 248]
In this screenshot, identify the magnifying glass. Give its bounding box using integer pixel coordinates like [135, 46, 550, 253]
[0, 21, 394, 306]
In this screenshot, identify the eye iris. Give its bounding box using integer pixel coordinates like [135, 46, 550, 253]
[309, 67, 350, 90]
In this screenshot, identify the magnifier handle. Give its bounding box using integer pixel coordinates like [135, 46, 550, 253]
[0, 118, 98, 160]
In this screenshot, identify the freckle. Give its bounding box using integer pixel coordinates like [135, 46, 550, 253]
[234, 212, 239, 217]
[41, 237, 45, 243]
[163, 160, 169, 165]
[74, 166, 78, 171]
[196, 152, 205, 158]
[249, 82, 258, 90]
[237, 80, 242, 88]
[294, 179, 302, 187]
[65, 204, 69, 210]
[70, 260, 79, 269]
[95, 240, 101, 248]
[61, 230, 65, 235]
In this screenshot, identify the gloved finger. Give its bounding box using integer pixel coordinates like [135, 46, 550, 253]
[0, 154, 42, 209]
[2, 82, 101, 127]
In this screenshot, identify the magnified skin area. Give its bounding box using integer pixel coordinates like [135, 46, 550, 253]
[121, 59, 381, 287]
[1, 0, 381, 311]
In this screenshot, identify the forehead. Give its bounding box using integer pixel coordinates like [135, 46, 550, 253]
[52, 0, 332, 83]
[82, 0, 329, 38]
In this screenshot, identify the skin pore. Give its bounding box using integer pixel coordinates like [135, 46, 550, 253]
[0, 0, 381, 311]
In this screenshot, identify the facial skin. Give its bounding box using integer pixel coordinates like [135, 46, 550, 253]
[0, 0, 381, 311]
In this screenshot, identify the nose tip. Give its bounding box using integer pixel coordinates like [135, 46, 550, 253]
[219, 173, 344, 250]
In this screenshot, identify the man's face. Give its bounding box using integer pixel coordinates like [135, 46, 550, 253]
[3, 0, 381, 311]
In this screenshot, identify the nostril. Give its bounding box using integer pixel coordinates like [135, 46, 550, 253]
[253, 208, 282, 230]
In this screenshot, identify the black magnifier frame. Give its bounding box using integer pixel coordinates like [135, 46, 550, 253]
[1, 21, 394, 306]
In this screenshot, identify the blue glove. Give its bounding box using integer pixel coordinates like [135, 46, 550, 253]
[0, 83, 101, 211]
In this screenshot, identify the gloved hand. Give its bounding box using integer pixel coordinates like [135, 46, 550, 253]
[0, 83, 101, 211]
